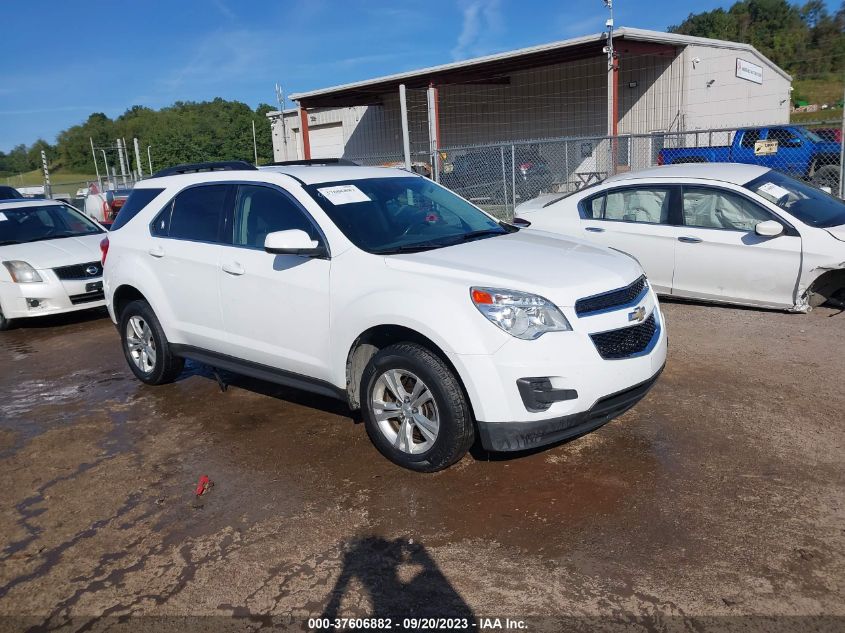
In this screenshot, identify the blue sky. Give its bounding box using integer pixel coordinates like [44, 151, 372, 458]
[0, 0, 838, 152]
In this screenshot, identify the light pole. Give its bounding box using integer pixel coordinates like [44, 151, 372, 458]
[147, 146, 153, 174]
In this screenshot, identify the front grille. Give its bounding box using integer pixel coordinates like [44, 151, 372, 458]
[590, 313, 658, 360]
[576, 275, 647, 316]
[69, 291, 105, 305]
[54, 261, 102, 280]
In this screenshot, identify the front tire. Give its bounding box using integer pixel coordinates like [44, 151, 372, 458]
[119, 299, 184, 385]
[361, 343, 474, 472]
[0, 306, 13, 332]
[813, 165, 839, 192]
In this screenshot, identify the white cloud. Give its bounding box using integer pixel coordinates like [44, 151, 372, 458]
[451, 0, 503, 61]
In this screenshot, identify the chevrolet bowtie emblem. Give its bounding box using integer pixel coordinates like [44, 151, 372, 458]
[628, 306, 646, 323]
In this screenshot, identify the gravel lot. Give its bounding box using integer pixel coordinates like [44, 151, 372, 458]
[0, 301, 843, 631]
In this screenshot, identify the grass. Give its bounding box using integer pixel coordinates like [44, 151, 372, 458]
[790, 110, 842, 125]
[2, 169, 97, 196]
[793, 77, 844, 107]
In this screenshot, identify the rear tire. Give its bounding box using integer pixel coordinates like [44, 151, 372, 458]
[361, 343, 474, 472]
[119, 299, 184, 385]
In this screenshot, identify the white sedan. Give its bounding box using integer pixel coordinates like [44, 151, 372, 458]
[0, 199, 107, 330]
[515, 163, 845, 312]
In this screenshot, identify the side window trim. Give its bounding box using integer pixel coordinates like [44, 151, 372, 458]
[679, 184, 798, 235]
[224, 182, 331, 255]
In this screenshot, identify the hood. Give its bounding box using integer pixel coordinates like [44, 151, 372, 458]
[0, 233, 105, 269]
[384, 230, 643, 307]
[826, 225, 845, 243]
[514, 193, 566, 215]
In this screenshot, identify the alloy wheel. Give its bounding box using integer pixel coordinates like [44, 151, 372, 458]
[125, 315, 157, 374]
[371, 369, 440, 454]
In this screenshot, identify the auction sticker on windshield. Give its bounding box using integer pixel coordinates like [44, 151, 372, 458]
[317, 184, 370, 205]
[757, 182, 791, 202]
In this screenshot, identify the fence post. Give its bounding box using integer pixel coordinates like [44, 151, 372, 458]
[839, 86, 845, 198]
[399, 84, 412, 171]
[511, 144, 516, 217]
[426, 86, 440, 182]
[500, 146, 507, 212]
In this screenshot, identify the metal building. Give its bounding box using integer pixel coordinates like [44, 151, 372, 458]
[268, 27, 791, 166]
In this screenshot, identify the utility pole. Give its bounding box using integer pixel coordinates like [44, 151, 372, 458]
[252, 119, 259, 165]
[90, 137, 102, 190]
[133, 137, 143, 179]
[116, 139, 128, 187]
[101, 150, 111, 190]
[276, 83, 288, 157]
[603, 0, 617, 174]
[147, 146, 153, 174]
[40, 150, 51, 198]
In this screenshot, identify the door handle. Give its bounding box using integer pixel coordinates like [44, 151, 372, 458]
[148, 246, 165, 258]
[585, 226, 605, 233]
[678, 236, 702, 244]
[222, 262, 245, 276]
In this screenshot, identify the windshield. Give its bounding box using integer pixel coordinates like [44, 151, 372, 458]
[745, 170, 845, 228]
[803, 128, 823, 143]
[0, 204, 104, 245]
[304, 176, 513, 254]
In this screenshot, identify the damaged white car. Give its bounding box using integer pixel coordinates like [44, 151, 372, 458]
[515, 163, 845, 312]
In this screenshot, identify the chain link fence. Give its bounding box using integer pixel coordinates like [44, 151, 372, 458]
[388, 119, 844, 221]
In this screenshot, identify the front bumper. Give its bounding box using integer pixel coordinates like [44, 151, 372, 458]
[448, 286, 667, 450]
[0, 274, 105, 320]
[476, 366, 663, 451]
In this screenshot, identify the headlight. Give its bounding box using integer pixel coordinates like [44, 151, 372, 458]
[471, 287, 571, 339]
[3, 260, 43, 283]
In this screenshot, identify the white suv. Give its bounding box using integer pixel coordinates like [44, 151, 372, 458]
[103, 161, 667, 471]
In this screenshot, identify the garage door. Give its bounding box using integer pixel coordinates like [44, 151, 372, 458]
[308, 123, 344, 159]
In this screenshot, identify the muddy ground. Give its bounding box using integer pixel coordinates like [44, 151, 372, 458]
[0, 301, 843, 632]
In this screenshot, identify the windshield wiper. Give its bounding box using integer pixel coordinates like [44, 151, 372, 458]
[0, 240, 20, 245]
[372, 242, 445, 255]
[27, 232, 78, 243]
[444, 228, 507, 244]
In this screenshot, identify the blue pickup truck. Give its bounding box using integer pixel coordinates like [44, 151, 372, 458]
[658, 126, 841, 190]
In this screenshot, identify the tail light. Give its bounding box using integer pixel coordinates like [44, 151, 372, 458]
[519, 161, 533, 175]
[100, 236, 110, 265]
[657, 153, 664, 166]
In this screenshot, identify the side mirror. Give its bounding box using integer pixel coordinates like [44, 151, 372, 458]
[512, 217, 532, 228]
[264, 229, 327, 258]
[755, 220, 784, 237]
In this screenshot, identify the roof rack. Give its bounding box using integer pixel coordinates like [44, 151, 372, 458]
[265, 158, 359, 167]
[150, 161, 257, 178]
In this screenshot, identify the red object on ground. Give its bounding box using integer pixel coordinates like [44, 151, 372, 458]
[195, 475, 212, 496]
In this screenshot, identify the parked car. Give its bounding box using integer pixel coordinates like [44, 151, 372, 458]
[515, 163, 845, 312]
[440, 147, 554, 204]
[658, 126, 841, 190]
[103, 161, 666, 471]
[0, 199, 107, 330]
[0, 185, 23, 200]
[814, 128, 842, 144]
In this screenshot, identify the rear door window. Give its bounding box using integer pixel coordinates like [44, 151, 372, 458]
[599, 187, 672, 224]
[155, 184, 234, 242]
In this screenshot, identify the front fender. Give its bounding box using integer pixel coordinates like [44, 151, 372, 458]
[329, 285, 509, 389]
